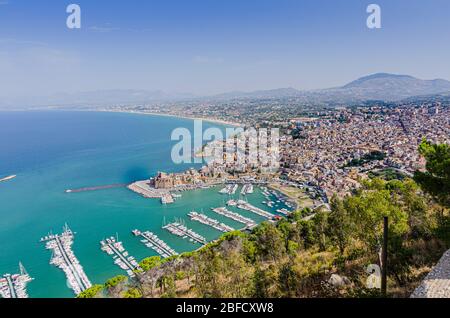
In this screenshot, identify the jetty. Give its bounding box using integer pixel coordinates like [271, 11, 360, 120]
[161, 193, 174, 204]
[65, 183, 127, 193]
[100, 236, 141, 277]
[188, 211, 234, 233]
[240, 184, 254, 195]
[212, 207, 256, 228]
[0, 263, 33, 298]
[232, 200, 274, 219]
[163, 222, 207, 245]
[132, 230, 178, 258]
[219, 184, 238, 195]
[0, 175, 16, 183]
[40, 224, 92, 295]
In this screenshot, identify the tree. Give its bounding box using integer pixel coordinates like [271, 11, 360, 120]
[343, 180, 409, 254]
[139, 256, 162, 271]
[415, 140, 450, 207]
[327, 195, 351, 255]
[251, 222, 286, 261]
[76, 285, 104, 298]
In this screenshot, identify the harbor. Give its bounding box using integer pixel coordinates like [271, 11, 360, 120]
[163, 222, 207, 245]
[40, 224, 92, 296]
[100, 236, 141, 277]
[0, 263, 33, 298]
[219, 184, 238, 195]
[240, 184, 254, 195]
[231, 199, 275, 219]
[132, 229, 178, 258]
[211, 207, 256, 228]
[188, 211, 235, 233]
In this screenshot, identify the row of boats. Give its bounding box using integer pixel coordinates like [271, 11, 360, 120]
[212, 207, 256, 228]
[163, 222, 207, 245]
[261, 186, 294, 214]
[133, 230, 178, 258]
[219, 184, 239, 195]
[41, 225, 92, 296]
[240, 184, 254, 195]
[227, 199, 275, 219]
[1, 185, 292, 298]
[0, 263, 33, 298]
[188, 211, 235, 233]
[100, 237, 141, 278]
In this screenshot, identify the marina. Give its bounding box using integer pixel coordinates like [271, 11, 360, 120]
[161, 193, 175, 204]
[188, 211, 235, 233]
[211, 207, 256, 228]
[163, 222, 207, 245]
[219, 184, 238, 195]
[100, 236, 141, 277]
[40, 224, 92, 296]
[240, 184, 254, 195]
[0, 263, 33, 298]
[132, 229, 178, 258]
[232, 200, 275, 219]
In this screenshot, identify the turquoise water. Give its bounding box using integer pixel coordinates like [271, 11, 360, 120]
[0, 111, 287, 298]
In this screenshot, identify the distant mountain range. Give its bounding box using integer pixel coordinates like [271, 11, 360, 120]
[2, 73, 450, 109]
[210, 73, 450, 104]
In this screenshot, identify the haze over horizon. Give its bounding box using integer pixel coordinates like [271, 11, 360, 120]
[1, 0, 450, 103]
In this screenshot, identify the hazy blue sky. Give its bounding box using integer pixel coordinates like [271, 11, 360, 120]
[1, 0, 450, 98]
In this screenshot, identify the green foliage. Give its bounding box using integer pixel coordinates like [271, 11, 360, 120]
[415, 139, 450, 207]
[250, 222, 286, 261]
[368, 168, 407, 181]
[139, 256, 162, 271]
[343, 179, 409, 253]
[76, 285, 104, 298]
[105, 275, 127, 289]
[327, 195, 351, 254]
[123, 288, 142, 298]
[345, 151, 386, 167]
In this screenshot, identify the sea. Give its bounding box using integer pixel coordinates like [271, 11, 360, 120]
[0, 110, 289, 298]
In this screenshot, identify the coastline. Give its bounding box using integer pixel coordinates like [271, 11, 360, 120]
[99, 109, 244, 128]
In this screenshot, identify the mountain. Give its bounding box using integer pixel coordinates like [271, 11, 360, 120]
[336, 73, 450, 101]
[212, 87, 301, 100]
[2, 73, 449, 109]
[209, 73, 450, 104]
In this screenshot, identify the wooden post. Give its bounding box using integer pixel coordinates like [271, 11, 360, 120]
[381, 216, 388, 296]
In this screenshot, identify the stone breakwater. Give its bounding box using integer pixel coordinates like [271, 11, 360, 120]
[411, 249, 450, 298]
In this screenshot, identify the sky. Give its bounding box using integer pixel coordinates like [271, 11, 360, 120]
[1, 0, 450, 101]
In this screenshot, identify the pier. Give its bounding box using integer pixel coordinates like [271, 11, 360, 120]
[188, 211, 235, 233]
[232, 200, 275, 219]
[0, 175, 16, 183]
[163, 222, 207, 245]
[132, 229, 178, 258]
[65, 183, 127, 193]
[41, 224, 92, 295]
[100, 236, 141, 277]
[161, 193, 174, 204]
[219, 184, 238, 195]
[240, 184, 254, 195]
[212, 207, 256, 228]
[0, 263, 33, 298]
